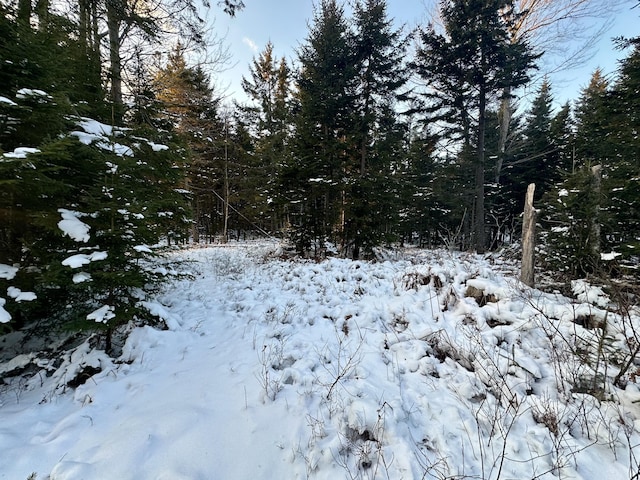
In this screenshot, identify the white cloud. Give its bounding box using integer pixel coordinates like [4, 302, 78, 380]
[242, 37, 258, 52]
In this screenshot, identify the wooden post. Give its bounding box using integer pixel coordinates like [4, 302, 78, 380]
[521, 183, 536, 287]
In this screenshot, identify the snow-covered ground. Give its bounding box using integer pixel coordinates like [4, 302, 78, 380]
[2, 243, 640, 479]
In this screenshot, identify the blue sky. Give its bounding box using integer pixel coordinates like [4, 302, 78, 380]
[208, 0, 639, 108]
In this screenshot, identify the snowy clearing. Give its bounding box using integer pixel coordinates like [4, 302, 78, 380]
[1, 243, 640, 479]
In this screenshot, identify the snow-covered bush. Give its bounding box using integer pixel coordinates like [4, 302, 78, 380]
[0, 112, 190, 353]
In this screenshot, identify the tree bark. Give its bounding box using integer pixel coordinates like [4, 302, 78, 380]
[495, 86, 512, 184]
[590, 164, 602, 259]
[521, 183, 536, 287]
[106, 0, 123, 124]
[475, 81, 486, 253]
[222, 118, 229, 244]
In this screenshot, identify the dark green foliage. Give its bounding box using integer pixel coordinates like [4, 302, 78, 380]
[549, 102, 574, 178]
[541, 41, 640, 275]
[504, 79, 563, 217]
[573, 69, 610, 167]
[288, 0, 357, 255]
[0, 122, 190, 347]
[346, 0, 408, 258]
[413, 0, 539, 252]
[0, 3, 191, 346]
[240, 42, 294, 234]
[541, 166, 604, 277]
[288, 0, 408, 258]
[602, 41, 640, 259]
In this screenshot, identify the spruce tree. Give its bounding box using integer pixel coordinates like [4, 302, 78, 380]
[414, 0, 538, 252]
[604, 40, 640, 259]
[241, 42, 294, 234]
[344, 0, 408, 258]
[288, 0, 357, 255]
[507, 79, 555, 213]
[549, 102, 574, 178]
[154, 45, 223, 242]
[573, 69, 610, 167]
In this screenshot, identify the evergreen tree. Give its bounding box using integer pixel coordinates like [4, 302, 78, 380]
[241, 42, 294, 233]
[549, 101, 574, 178]
[345, 0, 408, 258]
[0, 116, 190, 346]
[397, 124, 443, 247]
[506, 79, 555, 213]
[414, 0, 538, 252]
[604, 40, 640, 259]
[154, 45, 223, 242]
[287, 0, 357, 255]
[287, 0, 408, 258]
[541, 53, 640, 275]
[541, 165, 604, 277]
[573, 69, 610, 167]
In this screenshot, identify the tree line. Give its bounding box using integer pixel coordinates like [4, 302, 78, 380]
[0, 0, 638, 346]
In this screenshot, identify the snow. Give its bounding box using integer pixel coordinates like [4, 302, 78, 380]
[16, 88, 50, 98]
[76, 118, 115, 137]
[148, 141, 169, 152]
[70, 118, 133, 157]
[16, 88, 52, 100]
[0, 95, 17, 106]
[0, 264, 18, 280]
[72, 272, 92, 284]
[86, 305, 115, 323]
[98, 141, 133, 157]
[572, 279, 611, 308]
[0, 353, 34, 375]
[6, 287, 36, 302]
[62, 251, 108, 268]
[0, 298, 10, 323]
[1, 244, 639, 479]
[2, 147, 40, 159]
[58, 209, 91, 243]
[601, 251, 622, 261]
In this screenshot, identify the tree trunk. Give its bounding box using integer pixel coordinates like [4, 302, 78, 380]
[192, 200, 200, 244]
[106, 0, 123, 124]
[521, 183, 536, 287]
[590, 164, 602, 259]
[17, 0, 31, 25]
[79, 0, 88, 57]
[474, 81, 486, 253]
[222, 119, 229, 244]
[495, 86, 512, 184]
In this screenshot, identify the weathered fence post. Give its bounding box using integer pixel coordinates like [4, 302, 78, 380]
[521, 183, 536, 287]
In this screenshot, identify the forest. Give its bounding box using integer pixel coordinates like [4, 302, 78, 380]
[2, 1, 640, 478]
[0, 0, 639, 346]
